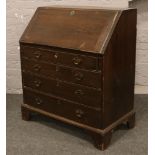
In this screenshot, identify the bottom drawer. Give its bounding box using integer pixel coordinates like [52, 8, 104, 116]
[23, 89, 102, 128]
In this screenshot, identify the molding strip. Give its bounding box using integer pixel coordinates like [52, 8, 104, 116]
[22, 103, 135, 135]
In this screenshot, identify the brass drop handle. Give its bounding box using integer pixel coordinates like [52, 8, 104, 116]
[33, 64, 41, 72]
[74, 89, 84, 96]
[35, 97, 42, 105]
[34, 80, 41, 87]
[74, 72, 83, 81]
[72, 57, 82, 65]
[54, 53, 59, 59]
[75, 109, 84, 118]
[34, 51, 41, 59]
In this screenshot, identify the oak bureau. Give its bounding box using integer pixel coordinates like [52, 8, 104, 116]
[19, 6, 137, 150]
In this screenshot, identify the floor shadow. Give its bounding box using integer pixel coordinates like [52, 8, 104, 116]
[30, 112, 92, 143]
[30, 112, 134, 147]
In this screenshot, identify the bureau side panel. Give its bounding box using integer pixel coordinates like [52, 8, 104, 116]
[102, 9, 137, 128]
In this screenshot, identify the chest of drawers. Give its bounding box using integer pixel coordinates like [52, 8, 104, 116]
[20, 7, 137, 150]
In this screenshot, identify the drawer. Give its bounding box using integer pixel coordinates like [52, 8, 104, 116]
[21, 58, 101, 88]
[22, 73, 102, 108]
[23, 89, 102, 128]
[20, 45, 101, 71]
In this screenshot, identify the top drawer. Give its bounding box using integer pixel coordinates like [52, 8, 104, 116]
[20, 45, 101, 71]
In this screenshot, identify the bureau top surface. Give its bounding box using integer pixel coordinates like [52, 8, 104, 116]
[20, 7, 131, 54]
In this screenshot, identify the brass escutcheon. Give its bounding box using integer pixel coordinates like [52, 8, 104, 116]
[70, 10, 75, 16]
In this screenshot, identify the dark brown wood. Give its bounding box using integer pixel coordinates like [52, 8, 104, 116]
[102, 9, 137, 128]
[20, 7, 120, 53]
[22, 72, 102, 108]
[127, 112, 135, 129]
[21, 57, 102, 88]
[19, 7, 137, 150]
[20, 45, 101, 71]
[21, 106, 31, 121]
[89, 131, 112, 150]
[22, 104, 135, 134]
[23, 89, 102, 128]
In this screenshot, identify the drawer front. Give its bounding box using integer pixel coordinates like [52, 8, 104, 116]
[23, 89, 102, 128]
[22, 73, 102, 108]
[21, 58, 101, 88]
[21, 45, 100, 71]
